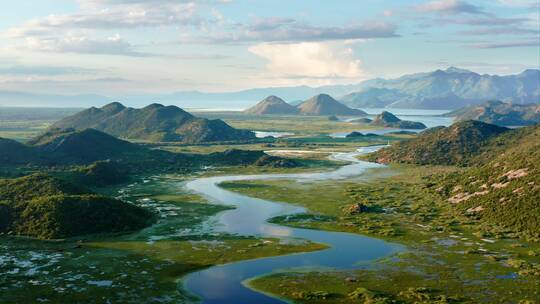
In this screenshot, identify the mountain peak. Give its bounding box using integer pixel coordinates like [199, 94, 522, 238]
[445, 67, 472, 74]
[298, 94, 367, 116]
[101, 102, 126, 113]
[144, 103, 165, 110]
[374, 111, 401, 123]
[244, 95, 298, 115]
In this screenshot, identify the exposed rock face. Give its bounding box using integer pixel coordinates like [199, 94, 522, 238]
[244, 96, 299, 115]
[298, 94, 367, 116]
[52, 102, 255, 143]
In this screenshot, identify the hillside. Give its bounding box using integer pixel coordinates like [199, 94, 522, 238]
[434, 125, 540, 240]
[0, 174, 153, 239]
[3, 129, 296, 175]
[298, 94, 367, 116]
[447, 100, 540, 126]
[0, 138, 44, 165]
[341, 68, 540, 109]
[369, 120, 509, 166]
[244, 96, 299, 115]
[29, 128, 142, 164]
[52, 102, 255, 143]
[371, 111, 427, 129]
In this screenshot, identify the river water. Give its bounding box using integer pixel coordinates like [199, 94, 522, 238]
[182, 145, 402, 303]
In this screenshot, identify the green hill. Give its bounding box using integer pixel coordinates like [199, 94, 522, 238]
[370, 120, 509, 166]
[298, 94, 367, 116]
[29, 128, 142, 164]
[244, 96, 299, 115]
[371, 111, 427, 129]
[0, 174, 153, 239]
[447, 100, 540, 126]
[52, 102, 255, 143]
[434, 124, 540, 240]
[0, 137, 44, 165]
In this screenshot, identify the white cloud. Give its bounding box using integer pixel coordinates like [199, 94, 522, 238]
[497, 0, 540, 8]
[24, 34, 153, 57]
[416, 0, 486, 15]
[6, 2, 199, 38]
[184, 20, 398, 44]
[248, 42, 363, 79]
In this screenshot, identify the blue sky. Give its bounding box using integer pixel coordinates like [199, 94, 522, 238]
[0, 0, 538, 95]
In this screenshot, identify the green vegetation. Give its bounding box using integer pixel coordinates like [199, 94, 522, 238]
[52, 102, 255, 143]
[0, 174, 153, 239]
[448, 100, 540, 126]
[224, 163, 540, 303]
[370, 120, 509, 166]
[0, 175, 328, 303]
[433, 124, 540, 241]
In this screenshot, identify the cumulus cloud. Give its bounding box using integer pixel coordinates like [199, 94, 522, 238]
[248, 42, 363, 79]
[184, 20, 398, 44]
[415, 0, 486, 15]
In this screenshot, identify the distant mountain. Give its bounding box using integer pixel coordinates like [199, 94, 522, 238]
[341, 68, 540, 110]
[371, 111, 427, 129]
[298, 94, 367, 116]
[244, 96, 299, 115]
[447, 100, 540, 126]
[0, 83, 364, 108]
[0, 173, 153, 239]
[369, 120, 509, 166]
[52, 102, 255, 143]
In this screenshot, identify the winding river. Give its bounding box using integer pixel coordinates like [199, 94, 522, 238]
[182, 146, 402, 304]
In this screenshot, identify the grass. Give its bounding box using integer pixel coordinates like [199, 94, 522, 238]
[0, 120, 53, 142]
[0, 175, 328, 303]
[197, 111, 378, 136]
[222, 165, 540, 303]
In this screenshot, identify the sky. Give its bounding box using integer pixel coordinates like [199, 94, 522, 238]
[0, 0, 539, 95]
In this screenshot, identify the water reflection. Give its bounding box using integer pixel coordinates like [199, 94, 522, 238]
[183, 145, 402, 304]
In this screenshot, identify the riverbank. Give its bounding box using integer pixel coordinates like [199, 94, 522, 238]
[223, 165, 540, 303]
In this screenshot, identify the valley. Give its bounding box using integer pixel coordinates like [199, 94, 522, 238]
[0, 106, 538, 304]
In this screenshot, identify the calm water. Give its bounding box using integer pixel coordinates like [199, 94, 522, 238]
[334, 108, 454, 138]
[182, 146, 402, 303]
[254, 131, 295, 138]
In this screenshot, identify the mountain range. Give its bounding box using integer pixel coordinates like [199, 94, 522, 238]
[341, 68, 540, 109]
[52, 102, 255, 143]
[2, 68, 537, 110]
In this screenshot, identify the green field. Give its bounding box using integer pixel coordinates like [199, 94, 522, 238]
[222, 165, 540, 303]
